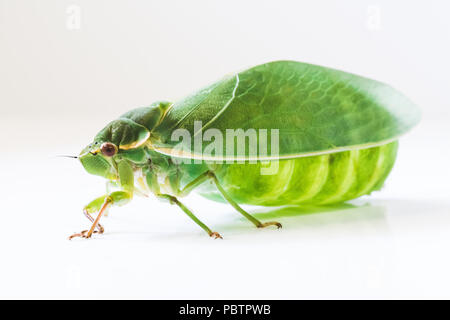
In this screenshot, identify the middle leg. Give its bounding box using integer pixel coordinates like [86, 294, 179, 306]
[157, 193, 222, 239]
[176, 170, 282, 229]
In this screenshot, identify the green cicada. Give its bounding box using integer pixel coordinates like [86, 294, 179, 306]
[69, 60, 419, 239]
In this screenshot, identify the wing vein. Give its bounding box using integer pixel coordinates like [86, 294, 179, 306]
[194, 74, 240, 137]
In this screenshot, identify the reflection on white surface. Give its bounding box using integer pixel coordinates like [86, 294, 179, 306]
[1, 145, 449, 299]
[1, 107, 450, 299]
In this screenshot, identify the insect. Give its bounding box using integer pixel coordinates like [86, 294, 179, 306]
[69, 60, 420, 239]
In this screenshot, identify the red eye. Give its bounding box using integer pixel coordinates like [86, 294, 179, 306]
[100, 143, 117, 157]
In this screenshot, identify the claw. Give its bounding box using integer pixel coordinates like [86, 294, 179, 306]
[68, 230, 101, 240]
[258, 221, 282, 229]
[209, 232, 223, 239]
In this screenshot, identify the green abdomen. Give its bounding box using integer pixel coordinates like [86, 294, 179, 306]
[197, 142, 398, 206]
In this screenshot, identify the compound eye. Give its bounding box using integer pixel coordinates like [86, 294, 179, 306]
[100, 142, 117, 157]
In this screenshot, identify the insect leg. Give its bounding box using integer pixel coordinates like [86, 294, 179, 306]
[207, 172, 282, 229]
[103, 181, 116, 217]
[178, 171, 211, 196]
[83, 208, 105, 234]
[68, 191, 132, 240]
[176, 171, 282, 229]
[68, 195, 108, 239]
[157, 193, 222, 239]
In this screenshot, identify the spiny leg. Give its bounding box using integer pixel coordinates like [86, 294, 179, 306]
[85, 197, 111, 238]
[207, 172, 282, 229]
[69, 208, 106, 238]
[70, 158, 135, 240]
[84, 209, 104, 234]
[69, 197, 112, 240]
[157, 194, 222, 239]
[68, 195, 108, 239]
[68, 191, 131, 240]
[83, 195, 109, 234]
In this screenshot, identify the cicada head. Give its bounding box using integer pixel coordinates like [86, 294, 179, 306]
[79, 118, 150, 180]
[79, 142, 118, 180]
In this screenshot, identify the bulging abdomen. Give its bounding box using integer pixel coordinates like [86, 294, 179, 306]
[197, 142, 398, 206]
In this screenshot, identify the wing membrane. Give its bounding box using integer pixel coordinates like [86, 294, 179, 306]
[151, 61, 420, 160]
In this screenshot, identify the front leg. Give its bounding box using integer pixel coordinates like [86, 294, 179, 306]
[69, 191, 132, 239]
[84, 195, 109, 235]
[70, 158, 135, 240]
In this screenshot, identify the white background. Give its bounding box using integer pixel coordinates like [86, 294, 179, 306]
[1, 0, 449, 299]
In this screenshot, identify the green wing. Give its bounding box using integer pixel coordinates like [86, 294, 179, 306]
[151, 60, 420, 160]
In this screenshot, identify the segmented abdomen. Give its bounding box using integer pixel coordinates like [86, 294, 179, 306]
[199, 142, 398, 206]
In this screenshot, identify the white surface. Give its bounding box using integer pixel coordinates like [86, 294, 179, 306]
[1, 1, 450, 299]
